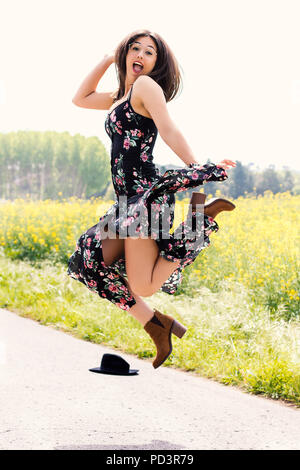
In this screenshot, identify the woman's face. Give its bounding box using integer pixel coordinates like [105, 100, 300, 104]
[126, 35, 157, 81]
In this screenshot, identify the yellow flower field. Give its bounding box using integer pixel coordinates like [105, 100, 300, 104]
[185, 191, 300, 318]
[0, 192, 299, 318]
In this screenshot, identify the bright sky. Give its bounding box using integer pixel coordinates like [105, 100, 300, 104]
[1, 0, 300, 170]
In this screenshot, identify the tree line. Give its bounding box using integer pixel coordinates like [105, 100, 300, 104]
[0, 130, 298, 201]
[0, 131, 110, 200]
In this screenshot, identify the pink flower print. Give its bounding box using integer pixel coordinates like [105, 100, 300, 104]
[131, 129, 138, 136]
[122, 216, 135, 227]
[149, 136, 153, 143]
[88, 280, 97, 288]
[133, 171, 138, 176]
[108, 284, 118, 292]
[192, 171, 199, 180]
[108, 273, 117, 280]
[137, 130, 143, 138]
[183, 177, 190, 184]
[124, 103, 128, 109]
[117, 302, 130, 311]
[87, 261, 93, 268]
[116, 128, 122, 135]
[168, 243, 172, 250]
[141, 143, 146, 149]
[99, 271, 105, 276]
[136, 186, 144, 194]
[110, 111, 116, 122]
[115, 158, 118, 163]
[116, 121, 122, 127]
[141, 153, 148, 162]
[126, 112, 131, 119]
[85, 249, 91, 259]
[86, 238, 91, 247]
[123, 138, 130, 150]
[152, 203, 160, 212]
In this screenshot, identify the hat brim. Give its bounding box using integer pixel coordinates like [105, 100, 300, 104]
[89, 367, 139, 376]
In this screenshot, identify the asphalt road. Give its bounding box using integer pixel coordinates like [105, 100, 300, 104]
[0, 308, 299, 450]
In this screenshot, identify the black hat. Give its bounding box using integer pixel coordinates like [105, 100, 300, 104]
[89, 354, 139, 376]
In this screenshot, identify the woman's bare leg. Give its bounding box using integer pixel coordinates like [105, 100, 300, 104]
[124, 237, 181, 297]
[101, 235, 124, 266]
[101, 236, 155, 325]
[124, 279, 155, 326]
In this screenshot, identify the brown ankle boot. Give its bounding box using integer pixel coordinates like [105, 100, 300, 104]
[189, 192, 207, 210]
[204, 198, 235, 219]
[144, 309, 187, 369]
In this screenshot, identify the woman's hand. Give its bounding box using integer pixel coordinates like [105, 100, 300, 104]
[216, 159, 236, 170]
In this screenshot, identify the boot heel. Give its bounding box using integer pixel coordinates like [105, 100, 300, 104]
[171, 320, 187, 339]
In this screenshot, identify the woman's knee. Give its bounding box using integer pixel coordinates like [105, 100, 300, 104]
[127, 278, 157, 297]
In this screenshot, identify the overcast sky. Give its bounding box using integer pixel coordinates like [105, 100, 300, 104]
[1, 0, 299, 170]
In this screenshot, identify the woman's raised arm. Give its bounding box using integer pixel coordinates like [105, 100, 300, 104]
[72, 54, 116, 110]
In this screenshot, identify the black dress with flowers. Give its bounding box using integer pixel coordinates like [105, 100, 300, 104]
[67, 84, 228, 310]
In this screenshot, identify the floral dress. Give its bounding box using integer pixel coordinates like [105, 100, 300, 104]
[67, 84, 228, 310]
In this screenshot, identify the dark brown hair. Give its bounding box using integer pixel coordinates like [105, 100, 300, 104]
[113, 29, 183, 103]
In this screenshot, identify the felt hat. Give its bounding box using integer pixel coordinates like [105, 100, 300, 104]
[89, 353, 139, 376]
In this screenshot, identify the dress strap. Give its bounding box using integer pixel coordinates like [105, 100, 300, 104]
[128, 84, 134, 104]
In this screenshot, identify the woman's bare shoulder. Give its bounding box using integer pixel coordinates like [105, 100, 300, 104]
[134, 75, 162, 93]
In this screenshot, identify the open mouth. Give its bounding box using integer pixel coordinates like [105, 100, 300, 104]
[132, 62, 143, 74]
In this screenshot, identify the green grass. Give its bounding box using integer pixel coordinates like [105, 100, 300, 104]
[0, 254, 299, 406]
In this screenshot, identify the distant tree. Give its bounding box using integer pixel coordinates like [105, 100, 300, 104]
[256, 166, 281, 195]
[0, 130, 111, 200]
[229, 161, 254, 198]
[280, 168, 294, 193]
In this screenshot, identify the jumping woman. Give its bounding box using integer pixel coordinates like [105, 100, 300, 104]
[68, 29, 236, 369]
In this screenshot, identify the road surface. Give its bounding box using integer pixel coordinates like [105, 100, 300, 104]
[0, 308, 299, 450]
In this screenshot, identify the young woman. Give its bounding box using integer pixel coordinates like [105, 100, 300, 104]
[68, 29, 236, 369]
